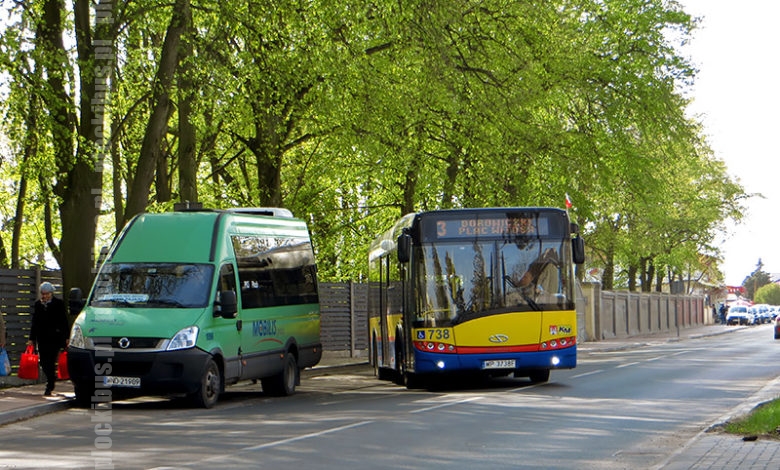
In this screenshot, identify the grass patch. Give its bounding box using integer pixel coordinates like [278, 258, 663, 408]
[723, 398, 780, 439]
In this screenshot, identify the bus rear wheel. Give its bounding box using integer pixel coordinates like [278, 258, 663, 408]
[393, 337, 406, 386]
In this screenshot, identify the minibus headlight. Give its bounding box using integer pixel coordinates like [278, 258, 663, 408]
[69, 324, 86, 349]
[167, 326, 199, 351]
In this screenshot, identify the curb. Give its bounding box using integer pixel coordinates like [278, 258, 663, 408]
[0, 399, 74, 426]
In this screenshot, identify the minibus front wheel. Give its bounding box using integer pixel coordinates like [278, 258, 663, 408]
[73, 381, 96, 408]
[191, 357, 221, 408]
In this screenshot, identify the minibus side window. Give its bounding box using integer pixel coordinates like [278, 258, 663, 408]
[218, 263, 236, 293]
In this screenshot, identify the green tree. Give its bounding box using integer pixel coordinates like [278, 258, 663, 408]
[754, 283, 780, 306]
[743, 259, 771, 300]
[0, 0, 750, 288]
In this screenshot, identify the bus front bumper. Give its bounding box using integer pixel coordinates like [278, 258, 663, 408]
[412, 346, 577, 374]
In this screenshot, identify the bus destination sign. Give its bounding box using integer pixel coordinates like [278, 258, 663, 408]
[435, 216, 549, 239]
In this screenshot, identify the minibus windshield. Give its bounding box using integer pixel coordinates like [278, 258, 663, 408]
[90, 263, 214, 308]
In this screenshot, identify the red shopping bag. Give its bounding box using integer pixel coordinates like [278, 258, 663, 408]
[17, 345, 39, 380]
[57, 350, 69, 380]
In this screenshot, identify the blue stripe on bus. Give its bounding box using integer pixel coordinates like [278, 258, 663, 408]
[412, 346, 577, 373]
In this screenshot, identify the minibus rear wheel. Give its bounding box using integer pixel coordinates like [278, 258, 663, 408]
[191, 358, 221, 408]
[262, 352, 298, 396]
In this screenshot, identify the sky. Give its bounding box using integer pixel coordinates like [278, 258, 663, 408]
[677, 0, 780, 286]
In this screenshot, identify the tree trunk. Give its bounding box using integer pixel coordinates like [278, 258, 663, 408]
[13, 96, 37, 269]
[601, 243, 615, 291]
[124, 0, 188, 222]
[645, 259, 656, 293]
[441, 146, 459, 209]
[111, 118, 124, 232]
[156, 147, 172, 203]
[38, 0, 79, 296]
[178, 3, 198, 203]
[627, 264, 637, 292]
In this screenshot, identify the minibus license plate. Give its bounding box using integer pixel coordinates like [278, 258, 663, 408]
[482, 359, 515, 369]
[103, 376, 141, 388]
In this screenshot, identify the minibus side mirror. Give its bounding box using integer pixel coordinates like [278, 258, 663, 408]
[216, 290, 238, 319]
[69, 287, 85, 316]
[572, 236, 585, 265]
[397, 233, 411, 263]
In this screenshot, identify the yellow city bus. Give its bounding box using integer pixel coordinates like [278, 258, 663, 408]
[368, 208, 585, 387]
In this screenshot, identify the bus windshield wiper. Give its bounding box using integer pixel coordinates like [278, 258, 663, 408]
[521, 293, 543, 311]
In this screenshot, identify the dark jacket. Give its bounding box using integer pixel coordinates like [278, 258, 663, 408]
[29, 296, 69, 350]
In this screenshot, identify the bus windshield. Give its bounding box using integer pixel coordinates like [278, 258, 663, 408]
[90, 263, 214, 308]
[414, 238, 572, 326]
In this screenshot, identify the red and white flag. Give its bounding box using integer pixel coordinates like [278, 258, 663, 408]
[565, 193, 572, 209]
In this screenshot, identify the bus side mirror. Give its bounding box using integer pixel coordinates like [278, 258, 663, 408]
[572, 236, 585, 265]
[397, 233, 411, 263]
[216, 290, 238, 319]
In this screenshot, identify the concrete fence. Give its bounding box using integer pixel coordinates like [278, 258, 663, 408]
[578, 281, 709, 341]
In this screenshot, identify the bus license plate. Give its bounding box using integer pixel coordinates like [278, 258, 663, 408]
[482, 359, 515, 369]
[103, 376, 141, 388]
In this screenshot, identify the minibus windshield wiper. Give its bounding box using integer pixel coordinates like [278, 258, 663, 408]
[149, 299, 187, 308]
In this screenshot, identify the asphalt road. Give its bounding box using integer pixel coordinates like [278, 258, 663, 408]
[1, 324, 777, 469]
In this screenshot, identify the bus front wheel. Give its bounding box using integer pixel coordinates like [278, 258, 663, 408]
[528, 369, 550, 384]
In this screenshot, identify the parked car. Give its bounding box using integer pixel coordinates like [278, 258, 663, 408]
[726, 305, 752, 325]
[775, 315, 780, 339]
[752, 304, 771, 324]
[770, 306, 779, 320]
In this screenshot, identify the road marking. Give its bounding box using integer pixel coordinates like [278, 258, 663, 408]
[570, 369, 604, 378]
[192, 419, 374, 466]
[616, 362, 640, 369]
[410, 396, 482, 413]
[245, 420, 374, 450]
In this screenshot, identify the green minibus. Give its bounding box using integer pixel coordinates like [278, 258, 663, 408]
[67, 207, 322, 408]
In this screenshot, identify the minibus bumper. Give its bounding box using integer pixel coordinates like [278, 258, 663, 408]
[67, 346, 212, 396]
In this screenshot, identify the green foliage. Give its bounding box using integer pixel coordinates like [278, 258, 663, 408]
[754, 283, 780, 306]
[724, 399, 780, 437]
[0, 0, 748, 286]
[744, 260, 772, 300]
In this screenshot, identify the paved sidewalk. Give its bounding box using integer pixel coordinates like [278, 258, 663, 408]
[655, 373, 780, 470]
[1, 325, 778, 469]
[0, 376, 74, 425]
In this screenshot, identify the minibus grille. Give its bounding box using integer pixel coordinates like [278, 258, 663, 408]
[109, 337, 164, 349]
